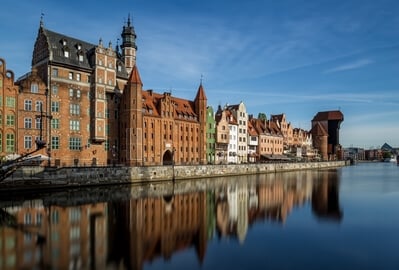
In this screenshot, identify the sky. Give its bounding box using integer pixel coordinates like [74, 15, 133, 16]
[1, 0, 398, 149]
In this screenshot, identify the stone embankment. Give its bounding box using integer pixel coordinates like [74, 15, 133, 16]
[2, 161, 347, 191]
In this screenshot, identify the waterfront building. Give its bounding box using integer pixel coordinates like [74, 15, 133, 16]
[16, 68, 50, 160]
[120, 68, 207, 166]
[270, 113, 293, 153]
[249, 116, 284, 161]
[311, 110, 344, 161]
[247, 119, 258, 163]
[226, 110, 238, 164]
[206, 106, 216, 164]
[226, 102, 248, 163]
[13, 17, 207, 167]
[0, 58, 19, 158]
[214, 105, 229, 164]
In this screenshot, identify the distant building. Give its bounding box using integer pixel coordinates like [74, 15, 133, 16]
[311, 110, 344, 160]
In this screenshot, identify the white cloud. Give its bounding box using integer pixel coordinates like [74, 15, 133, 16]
[325, 59, 373, 73]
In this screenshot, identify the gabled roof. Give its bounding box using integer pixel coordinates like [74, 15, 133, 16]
[270, 113, 285, 123]
[142, 90, 198, 120]
[225, 109, 238, 125]
[247, 120, 258, 136]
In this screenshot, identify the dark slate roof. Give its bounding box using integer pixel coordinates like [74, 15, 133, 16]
[42, 27, 95, 70]
[37, 26, 129, 79]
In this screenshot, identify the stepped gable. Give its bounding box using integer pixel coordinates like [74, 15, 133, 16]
[141, 90, 198, 120]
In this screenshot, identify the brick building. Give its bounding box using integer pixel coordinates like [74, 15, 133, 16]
[0, 58, 19, 158]
[12, 17, 207, 167]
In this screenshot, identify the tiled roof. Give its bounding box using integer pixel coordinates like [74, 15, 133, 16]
[312, 110, 344, 121]
[142, 90, 198, 120]
[247, 120, 258, 136]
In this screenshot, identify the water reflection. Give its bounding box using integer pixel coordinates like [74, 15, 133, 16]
[0, 169, 341, 270]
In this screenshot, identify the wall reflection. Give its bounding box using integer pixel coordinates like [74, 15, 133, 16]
[0, 170, 342, 269]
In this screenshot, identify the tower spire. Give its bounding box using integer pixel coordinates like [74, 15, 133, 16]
[121, 13, 137, 74]
[40, 12, 44, 27]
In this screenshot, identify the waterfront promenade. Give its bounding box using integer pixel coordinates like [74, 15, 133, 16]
[0, 161, 346, 192]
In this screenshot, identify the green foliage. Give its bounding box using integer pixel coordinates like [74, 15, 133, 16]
[258, 113, 267, 121]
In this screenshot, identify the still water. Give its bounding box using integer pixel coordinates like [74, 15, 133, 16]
[1, 162, 399, 270]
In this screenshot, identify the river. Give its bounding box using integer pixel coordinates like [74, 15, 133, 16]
[0, 162, 398, 270]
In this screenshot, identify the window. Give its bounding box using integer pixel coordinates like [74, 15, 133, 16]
[6, 115, 14, 126]
[24, 118, 32, 129]
[6, 97, 15, 108]
[31, 83, 39, 93]
[69, 88, 74, 97]
[52, 68, 58, 77]
[78, 54, 84, 62]
[68, 72, 73, 80]
[70, 120, 80, 131]
[64, 49, 69, 58]
[52, 85, 58, 95]
[51, 118, 60, 129]
[51, 101, 60, 112]
[24, 136, 32, 149]
[76, 90, 81, 98]
[69, 137, 81, 150]
[69, 104, 80, 115]
[6, 133, 15, 152]
[35, 117, 42, 129]
[76, 73, 81, 81]
[24, 100, 32, 111]
[36, 101, 43, 112]
[51, 136, 60, 149]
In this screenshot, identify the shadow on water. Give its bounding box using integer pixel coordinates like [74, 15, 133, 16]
[0, 169, 342, 270]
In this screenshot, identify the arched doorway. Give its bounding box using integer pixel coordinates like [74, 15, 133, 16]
[162, 150, 173, 165]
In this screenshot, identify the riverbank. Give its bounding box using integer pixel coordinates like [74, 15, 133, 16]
[0, 161, 347, 192]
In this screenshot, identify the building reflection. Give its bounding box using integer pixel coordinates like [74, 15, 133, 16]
[0, 170, 342, 269]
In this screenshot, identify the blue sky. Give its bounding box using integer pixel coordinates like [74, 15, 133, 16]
[1, 0, 398, 148]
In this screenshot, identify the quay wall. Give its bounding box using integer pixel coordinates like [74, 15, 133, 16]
[7, 161, 347, 186]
